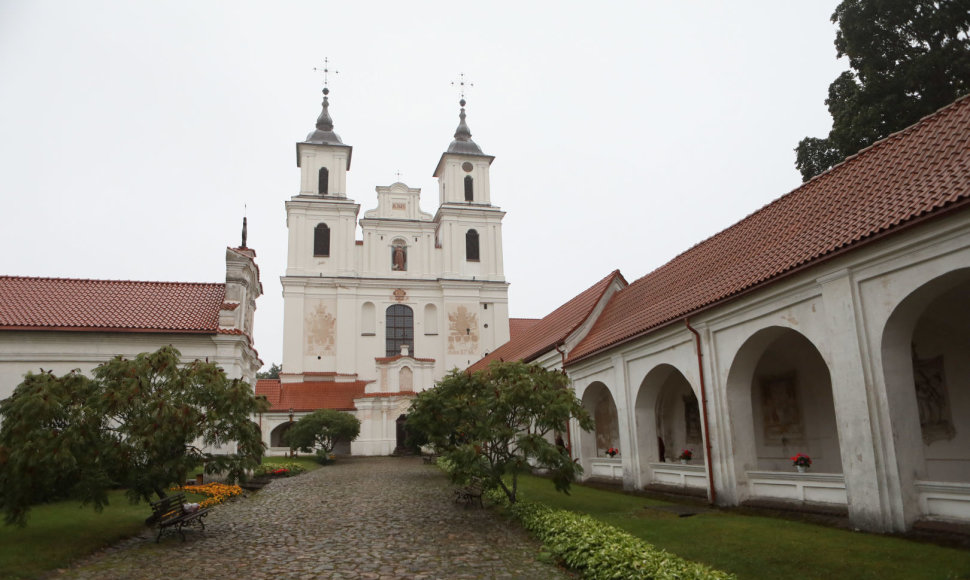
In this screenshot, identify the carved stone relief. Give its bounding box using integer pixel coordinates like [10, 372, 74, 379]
[913, 351, 955, 445]
[760, 373, 804, 443]
[684, 393, 702, 445]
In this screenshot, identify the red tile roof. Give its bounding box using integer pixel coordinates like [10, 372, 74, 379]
[569, 95, 970, 363]
[0, 276, 226, 333]
[255, 379, 370, 412]
[468, 270, 626, 372]
[509, 318, 541, 340]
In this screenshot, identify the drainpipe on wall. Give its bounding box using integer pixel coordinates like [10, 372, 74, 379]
[555, 342, 574, 460]
[685, 318, 717, 505]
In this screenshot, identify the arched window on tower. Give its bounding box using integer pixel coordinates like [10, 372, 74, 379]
[318, 167, 329, 195]
[386, 304, 414, 356]
[464, 175, 474, 201]
[314, 223, 330, 256]
[466, 229, 480, 261]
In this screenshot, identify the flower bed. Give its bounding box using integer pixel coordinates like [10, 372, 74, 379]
[254, 462, 307, 477]
[171, 482, 244, 508]
[490, 490, 735, 579]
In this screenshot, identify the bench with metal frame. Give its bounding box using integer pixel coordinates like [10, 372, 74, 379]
[149, 492, 211, 543]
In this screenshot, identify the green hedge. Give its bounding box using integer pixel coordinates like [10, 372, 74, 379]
[494, 491, 735, 580]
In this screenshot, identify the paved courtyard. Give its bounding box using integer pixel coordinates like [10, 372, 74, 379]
[58, 456, 571, 579]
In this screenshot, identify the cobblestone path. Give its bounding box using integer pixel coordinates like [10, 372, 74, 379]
[58, 456, 571, 579]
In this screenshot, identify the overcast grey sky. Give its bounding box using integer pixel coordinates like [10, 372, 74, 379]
[0, 1, 847, 369]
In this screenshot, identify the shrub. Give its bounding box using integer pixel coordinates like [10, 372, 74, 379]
[489, 490, 736, 580]
[314, 450, 336, 465]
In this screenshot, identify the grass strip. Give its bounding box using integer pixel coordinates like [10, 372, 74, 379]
[514, 475, 970, 580]
[0, 489, 151, 580]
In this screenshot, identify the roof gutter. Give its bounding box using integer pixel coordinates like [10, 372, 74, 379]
[554, 341, 574, 461]
[685, 318, 716, 506]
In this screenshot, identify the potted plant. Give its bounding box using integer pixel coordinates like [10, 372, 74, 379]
[606, 447, 619, 458]
[791, 453, 812, 473]
[678, 449, 693, 464]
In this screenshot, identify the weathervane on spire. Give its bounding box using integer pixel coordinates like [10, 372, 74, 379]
[313, 57, 339, 95]
[451, 72, 474, 105]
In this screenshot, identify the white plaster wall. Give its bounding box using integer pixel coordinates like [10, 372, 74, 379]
[0, 331, 256, 405]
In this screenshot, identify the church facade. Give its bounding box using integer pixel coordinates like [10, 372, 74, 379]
[257, 91, 510, 456]
[472, 95, 970, 533]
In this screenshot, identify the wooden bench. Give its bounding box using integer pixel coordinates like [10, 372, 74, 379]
[149, 493, 211, 543]
[453, 478, 483, 508]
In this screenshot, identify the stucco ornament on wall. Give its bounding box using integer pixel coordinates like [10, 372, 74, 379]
[447, 306, 479, 354]
[305, 303, 336, 355]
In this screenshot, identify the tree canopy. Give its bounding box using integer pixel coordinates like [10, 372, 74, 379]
[795, 0, 970, 181]
[407, 361, 593, 504]
[256, 362, 281, 380]
[283, 409, 361, 455]
[0, 346, 267, 526]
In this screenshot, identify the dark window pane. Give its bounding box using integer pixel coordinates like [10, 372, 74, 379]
[386, 304, 414, 356]
[318, 167, 329, 194]
[314, 223, 330, 256]
[464, 175, 473, 201]
[466, 229, 479, 261]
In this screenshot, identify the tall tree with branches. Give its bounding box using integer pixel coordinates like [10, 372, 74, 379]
[795, 0, 970, 181]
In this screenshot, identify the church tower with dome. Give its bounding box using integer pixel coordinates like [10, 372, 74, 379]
[261, 86, 510, 455]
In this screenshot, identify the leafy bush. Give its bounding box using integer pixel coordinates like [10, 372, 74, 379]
[489, 490, 735, 580]
[313, 450, 336, 465]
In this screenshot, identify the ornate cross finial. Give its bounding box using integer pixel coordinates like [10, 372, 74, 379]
[451, 73, 474, 104]
[313, 57, 339, 94]
[395, 170, 402, 181]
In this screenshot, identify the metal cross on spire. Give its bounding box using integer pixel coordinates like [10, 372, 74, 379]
[313, 57, 339, 94]
[451, 73, 474, 104]
[395, 170, 403, 181]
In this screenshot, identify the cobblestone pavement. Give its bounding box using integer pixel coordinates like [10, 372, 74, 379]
[57, 456, 571, 580]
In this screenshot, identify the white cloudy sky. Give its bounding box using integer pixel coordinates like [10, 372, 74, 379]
[0, 1, 847, 369]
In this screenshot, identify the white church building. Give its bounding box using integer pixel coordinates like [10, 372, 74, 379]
[472, 94, 970, 533]
[256, 89, 510, 455]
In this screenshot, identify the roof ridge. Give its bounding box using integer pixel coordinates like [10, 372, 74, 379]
[0, 275, 224, 286]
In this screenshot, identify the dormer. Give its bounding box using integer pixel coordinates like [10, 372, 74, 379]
[433, 99, 495, 206]
[296, 88, 353, 197]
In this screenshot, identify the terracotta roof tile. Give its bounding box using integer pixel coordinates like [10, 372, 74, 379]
[255, 379, 369, 412]
[0, 276, 226, 333]
[468, 270, 625, 372]
[569, 95, 970, 363]
[509, 318, 541, 340]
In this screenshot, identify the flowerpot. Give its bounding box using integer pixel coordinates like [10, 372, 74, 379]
[796, 465, 807, 473]
[680, 459, 688, 465]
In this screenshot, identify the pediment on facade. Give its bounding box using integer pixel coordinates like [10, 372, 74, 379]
[363, 182, 433, 221]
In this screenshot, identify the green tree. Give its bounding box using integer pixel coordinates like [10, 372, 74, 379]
[407, 361, 594, 504]
[283, 409, 361, 455]
[0, 346, 267, 526]
[796, 0, 970, 181]
[256, 362, 281, 379]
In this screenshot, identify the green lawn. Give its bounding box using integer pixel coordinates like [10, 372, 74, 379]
[515, 475, 970, 580]
[0, 490, 152, 580]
